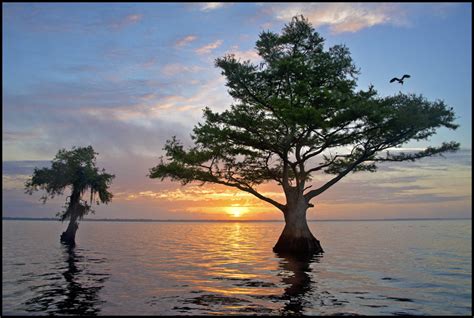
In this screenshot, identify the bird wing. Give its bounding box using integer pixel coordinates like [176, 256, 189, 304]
[389, 77, 399, 83]
[401, 74, 411, 80]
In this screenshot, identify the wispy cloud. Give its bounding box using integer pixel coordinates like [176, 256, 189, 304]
[195, 40, 223, 54]
[313, 150, 472, 206]
[175, 35, 198, 47]
[263, 3, 409, 33]
[2, 73, 230, 146]
[109, 13, 143, 30]
[118, 186, 284, 202]
[2, 175, 31, 191]
[199, 3, 226, 12]
[77, 76, 231, 131]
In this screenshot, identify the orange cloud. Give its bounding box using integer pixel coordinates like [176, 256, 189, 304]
[117, 185, 284, 203]
[265, 3, 408, 34]
[175, 35, 198, 47]
[196, 40, 223, 55]
[113, 183, 285, 219]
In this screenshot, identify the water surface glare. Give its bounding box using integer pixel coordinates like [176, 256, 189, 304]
[2, 219, 472, 315]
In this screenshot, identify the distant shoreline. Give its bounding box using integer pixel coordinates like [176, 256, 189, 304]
[2, 217, 471, 223]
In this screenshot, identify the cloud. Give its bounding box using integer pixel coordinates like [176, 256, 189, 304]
[175, 35, 198, 47]
[3, 75, 230, 158]
[195, 40, 223, 55]
[2, 64, 233, 160]
[199, 3, 225, 12]
[312, 150, 472, 206]
[263, 3, 409, 33]
[79, 77, 222, 123]
[109, 13, 143, 30]
[117, 185, 284, 202]
[80, 76, 231, 129]
[3, 175, 31, 191]
[3, 81, 192, 160]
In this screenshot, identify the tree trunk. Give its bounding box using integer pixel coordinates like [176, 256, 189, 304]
[273, 195, 323, 255]
[60, 215, 78, 246]
[60, 188, 81, 246]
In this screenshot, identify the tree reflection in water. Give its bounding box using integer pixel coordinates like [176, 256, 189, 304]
[276, 253, 323, 315]
[24, 244, 109, 315]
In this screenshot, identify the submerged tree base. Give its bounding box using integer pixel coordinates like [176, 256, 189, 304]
[60, 221, 78, 246]
[60, 233, 76, 246]
[273, 231, 324, 256]
[273, 206, 324, 256]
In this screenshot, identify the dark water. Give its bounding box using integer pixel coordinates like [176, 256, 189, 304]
[2, 219, 472, 315]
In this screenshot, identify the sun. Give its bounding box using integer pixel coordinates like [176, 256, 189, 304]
[225, 206, 249, 218]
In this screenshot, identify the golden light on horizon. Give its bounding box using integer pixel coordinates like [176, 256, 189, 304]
[225, 205, 249, 218]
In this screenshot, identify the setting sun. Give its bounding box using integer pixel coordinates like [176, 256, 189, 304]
[225, 206, 249, 218]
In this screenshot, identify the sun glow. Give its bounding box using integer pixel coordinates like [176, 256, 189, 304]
[225, 206, 249, 218]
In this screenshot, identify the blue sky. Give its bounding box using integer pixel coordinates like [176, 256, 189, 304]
[2, 3, 472, 220]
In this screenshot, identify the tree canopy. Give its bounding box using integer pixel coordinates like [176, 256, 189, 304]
[25, 146, 115, 221]
[149, 16, 459, 212]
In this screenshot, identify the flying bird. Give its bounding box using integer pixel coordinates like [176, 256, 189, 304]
[390, 74, 411, 84]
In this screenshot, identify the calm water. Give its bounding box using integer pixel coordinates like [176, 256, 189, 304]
[2, 219, 472, 316]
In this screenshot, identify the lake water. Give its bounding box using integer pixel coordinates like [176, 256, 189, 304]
[2, 219, 472, 316]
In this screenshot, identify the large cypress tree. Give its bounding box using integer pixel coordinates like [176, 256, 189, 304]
[149, 16, 459, 255]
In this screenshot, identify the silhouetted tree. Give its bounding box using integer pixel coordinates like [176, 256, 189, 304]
[25, 146, 114, 245]
[149, 16, 459, 255]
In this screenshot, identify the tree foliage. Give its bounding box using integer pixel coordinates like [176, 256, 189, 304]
[25, 146, 115, 221]
[149, 16, 459, 212]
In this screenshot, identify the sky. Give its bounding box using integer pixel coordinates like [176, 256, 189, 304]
[2, 2, 472, 220]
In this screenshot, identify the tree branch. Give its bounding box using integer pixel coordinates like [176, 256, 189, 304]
[305, 153, 351, 175]
[304, 152, 370, 200]
[218, 175, 286, 211]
